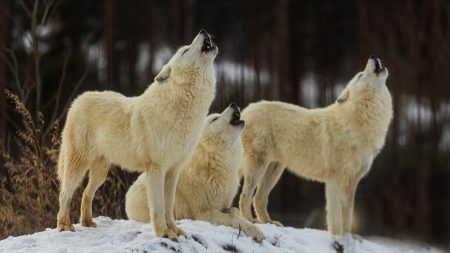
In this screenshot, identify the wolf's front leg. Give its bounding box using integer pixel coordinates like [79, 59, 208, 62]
[340, 181, 358, 235]
[325, 181, 343, 235]
[164, 166, 186, 237]
[145, 168, 177, 239]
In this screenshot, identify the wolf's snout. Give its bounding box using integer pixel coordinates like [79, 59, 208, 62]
[369, 56, 386, 75]
[229, 103, 244, 127]
[373, 58, 382, 73]
[199, 29, 216, 53]
[229, 102, 239, 111]
[230, 103, 241, 120]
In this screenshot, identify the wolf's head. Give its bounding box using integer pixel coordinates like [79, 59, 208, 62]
[155, 29, 218, 84]
[336, 56, 391, 105]
[201, 103, 245, 147]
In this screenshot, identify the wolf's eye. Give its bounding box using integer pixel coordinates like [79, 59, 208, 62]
[357, 73, 363, 79]
[210, 117, 219, 123]
[182, 48, 190, 56]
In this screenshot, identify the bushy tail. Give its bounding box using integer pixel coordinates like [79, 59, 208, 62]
[57, 144, 66, 183]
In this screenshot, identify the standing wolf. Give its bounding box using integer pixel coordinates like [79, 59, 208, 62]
[239, 56, 393, 235]
[57, 30, 217, 239]
[125, 104, 265, 241]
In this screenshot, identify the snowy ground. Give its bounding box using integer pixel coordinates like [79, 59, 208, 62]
[0, 216, 445, 253]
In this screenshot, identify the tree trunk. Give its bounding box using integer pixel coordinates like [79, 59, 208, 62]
[0, 0, 11, 140]
[104, 0, 118, 90]
[288, 0, 301, 104]
[146, 0, 157, 83]
[272, 0, 288, 100]
[248, 0, 261, 101]
[171, 0, 181, 45]
[127, 0, 140, 95]
[184, 0, 194, 42]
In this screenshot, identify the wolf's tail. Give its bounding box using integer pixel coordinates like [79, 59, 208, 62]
[57, 144, 66, 183]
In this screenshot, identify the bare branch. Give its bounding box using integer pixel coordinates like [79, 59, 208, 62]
[40, 0, 54, 25]
[1, 47, 24, 99]
[48, 0, 63, 23]
[23, 86, 33, 104]
[6, 114, 21, 135]
[1, 11, 28, 46]
[0, 76, 8, 86]
[18, 0, 32, 18]
[32, 0, 39, 22]
[56, 66, 89, 124]
[42, 51, 70, 139]
[42, 0, 62, 26]
[7, 49, 23, 98]
[30, 0, 42, 112]
[42, 96, 56, 109]
[50, 51, 70, 122]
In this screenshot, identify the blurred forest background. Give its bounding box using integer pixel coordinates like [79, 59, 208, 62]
[0, 0, 449, 248]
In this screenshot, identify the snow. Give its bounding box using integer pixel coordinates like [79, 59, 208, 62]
[0, 217, 444, 253]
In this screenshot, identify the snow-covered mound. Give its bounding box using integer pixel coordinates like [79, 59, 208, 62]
[0, 217, 443, 253]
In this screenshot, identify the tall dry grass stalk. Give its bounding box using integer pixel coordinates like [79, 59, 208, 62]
[0, 89, 136, 238]
[0, 0, 138, 239]
[1, 89, 60, 237]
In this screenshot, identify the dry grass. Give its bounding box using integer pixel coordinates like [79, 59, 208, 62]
[0, 89, 137, 238]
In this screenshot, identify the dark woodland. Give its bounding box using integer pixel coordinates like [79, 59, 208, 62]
[0, 0, 449, 248]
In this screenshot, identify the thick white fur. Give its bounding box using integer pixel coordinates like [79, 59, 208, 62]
[125, 106, 265, 241]
[57, 32, 217, 239]
[239, 58, 393, 236]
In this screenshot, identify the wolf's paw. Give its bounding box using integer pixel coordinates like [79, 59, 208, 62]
[351, 233, 363, 242]
[245, 226, 265, 242]
[81, 219, 97, 228]
[167, 222, 186, 237]
[155, 228, 178, 240]
[172, 226, 186, 237]
[57, 222, 75, 232]
[268, 220, 284, 227]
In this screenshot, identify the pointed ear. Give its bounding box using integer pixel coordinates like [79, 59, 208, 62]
[337, 89, 349, 103]
[155, 65, 171, 83]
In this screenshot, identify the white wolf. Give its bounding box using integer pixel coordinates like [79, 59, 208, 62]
[57, 30, 218, 239]
[125, 104, 265, 241]
[239, 56, 393, 235]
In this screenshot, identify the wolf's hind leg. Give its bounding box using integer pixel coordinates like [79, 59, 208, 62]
[57, 151, 88, 232]
[253, 162, 285, 226]
[239, 158, 269, 223]
[80, 158, 110, 227]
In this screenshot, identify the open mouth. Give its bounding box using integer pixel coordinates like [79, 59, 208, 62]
[371, 56, 386, 74]
[201, 32, 216, 53]
[230, 106, 245, 126]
